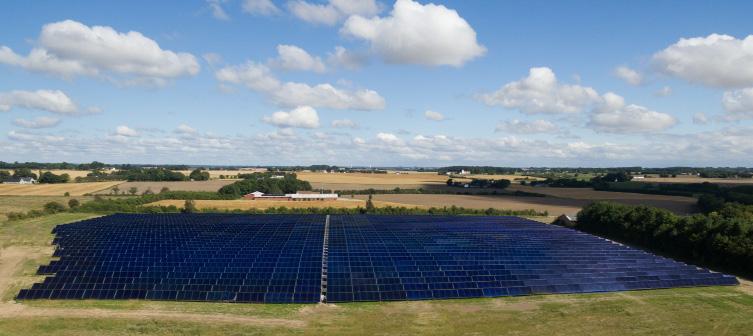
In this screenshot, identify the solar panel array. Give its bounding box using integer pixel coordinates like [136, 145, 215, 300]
[16, 214, 325, 303]
[17, 214, 738, 304]
[325, 215, 738, 302]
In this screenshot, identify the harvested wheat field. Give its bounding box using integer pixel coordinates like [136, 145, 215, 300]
[507, 185, 697, 214]
[148, 198, 419, 210]
[0, 182, 122, 196]
[353, 194, 582, 216]
[172, 170, 255, 179]
[636, 175, 753, 185]
[102, 180, 237, 194]
[298, 171, 449, 190]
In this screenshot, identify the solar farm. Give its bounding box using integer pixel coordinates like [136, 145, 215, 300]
[16, 214, 738, 303]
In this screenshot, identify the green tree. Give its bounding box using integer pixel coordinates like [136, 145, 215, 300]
[160, 186, 170, 193]
[189, 169, 210, 181]
[128, 187, 138, 195]
[365, 194, 375, 213]
[43, 201, 67, 213]
[13, 168, 37, 179]
[182, 199, 197, 213]
[68, 199, 80, 208]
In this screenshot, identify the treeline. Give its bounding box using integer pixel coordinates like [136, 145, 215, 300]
[0, 169, 70, 183]
[218, 173, 312, 196]
[75, 168, 211, 182]
[211, 206, 546, 217]
[571, 202, 753, 278]
[446, 178, 511, 189]
[267, 165, 387, 173]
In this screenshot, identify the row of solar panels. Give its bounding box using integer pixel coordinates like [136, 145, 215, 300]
[18, 214, 738, 304]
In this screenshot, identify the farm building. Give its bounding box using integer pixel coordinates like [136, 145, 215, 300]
[2, 177, 37, 184]
[243, 191, 338, 201]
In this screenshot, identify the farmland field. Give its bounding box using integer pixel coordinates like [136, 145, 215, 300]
[353, 194, 582, 216]
[148, 198, 420, 210]
[0, 196, 95, 221]
[1, 214, 753, 335]
[0, 182, 123, 196]
[101, 180, 236, 194]
[173, 169, 263, 179]
[636, 175, 753, 184]
[298, 171, 449, 190]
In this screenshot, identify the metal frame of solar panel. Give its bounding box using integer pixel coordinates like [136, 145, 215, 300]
[325, 215, 738, 302]
[16, 214, 738, 304]
[16, 214, 325, 303]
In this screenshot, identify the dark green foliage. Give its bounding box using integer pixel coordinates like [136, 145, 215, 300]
[43, 202, 67, 213]
[574, 202, 753, 277]
[218, 173, 312, 197]
[121, 168, 187, 181]
[68, 199, 80, 208]
[38, 171, 70, 183]
[532, 178, 593, 188]
[0, 170, 10, 181]
[182, 200, 197, 213]
[13, 168, 37, 179]
[592, 171, 633, 183]
[189, 169, 210, 181]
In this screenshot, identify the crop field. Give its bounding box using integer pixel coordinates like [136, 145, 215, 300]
[148, 198, 421, 210]
[101, 180, 236, 194]
[1, 214, 753, 335]
[507, 185, 697, 214]
[353, 194, 582, 216]
[173, 169, 258, 179]
[636, 175, 753, 185]
[298, 171, 450, 190]
[0, 182, 123, 196]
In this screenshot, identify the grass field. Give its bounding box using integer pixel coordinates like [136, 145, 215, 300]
[0, 182, 123, 196]
[100, 180, 236, 194]
[1, 213, 753, 335]
[0, 196, 95, 221]
[148, 198, 421, 210]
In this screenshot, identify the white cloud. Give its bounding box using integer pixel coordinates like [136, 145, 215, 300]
[327, 46, 368, 70]
[721, 88, 753, 120]
[655, 86, 672, 97]
[495, 119, 558, 134]
[202, 53, 223, 67]
[271, 44, 326, 73]
[216, 61, 385, 110]
[13, 116, 61, 129]
[588, 92, 677, 133]
[693, 112, 710, 125]
[478, 67, 600, 114]
[207, 0, 230, 20]
[376, 132, 404, 145]
[0, 20, 200, 84]
[341, 0, 485, 67]
[424, 110, 445, 121]
[243, 0, 280, 15]
[614, 65, 643, 86]
[653, 34, 753, 88]
[332, 119, 358, 128]
[289, 0, 380, 26]
[0, 90, 78, 114]
[115, 125, 139, 137]
[175, 124, 197, 134]
[263, 106, 320, 128]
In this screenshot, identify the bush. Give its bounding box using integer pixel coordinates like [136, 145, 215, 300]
[43, 202, 67, 213]
[68, 199, 80, 208]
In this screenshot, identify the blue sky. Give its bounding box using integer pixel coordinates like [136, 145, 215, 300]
[1, 0, 752, 166]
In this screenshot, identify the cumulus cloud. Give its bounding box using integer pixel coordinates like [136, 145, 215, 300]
[478, 67, 600, 114]
[653, 34, 753, 88]
[495, 119, 558, 134]
[655, 86, 672, 97]
[115, 125, 139, 137]
[216, 61, 385, 110]
[271, 44, 326, 73]
[588, 92, 677, 133]
[0, 20, 200, 84]
[243, 0, 280, 15]
[13, 116, 61, 129]
[721, 88, 753, 120]
[332, 119, 358, 128]
[614, 65, 643, 86]
[207, 0, 230, 20]
[341, 0, 485, 66]
[376, 132, 404, 146]
[424, 110, 445, 121]
[0, 90, 78, 114]
[327, 46, 368, 70]
[175, 124, 197, 134]
[289, 0, 380, 25]
[693, 112, 710, 125]
[263, 106, 320, 128]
